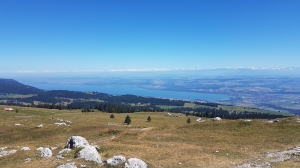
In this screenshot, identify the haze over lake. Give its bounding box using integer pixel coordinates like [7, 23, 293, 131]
[28, 83, 230, 101]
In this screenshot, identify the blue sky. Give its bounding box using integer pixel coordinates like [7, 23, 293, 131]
[1, 0, 299, 73]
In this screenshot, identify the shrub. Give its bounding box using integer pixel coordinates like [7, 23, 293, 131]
[187, 118, 191, 124]
[110, 114, 115, 118]
[147, 116, 151, 122]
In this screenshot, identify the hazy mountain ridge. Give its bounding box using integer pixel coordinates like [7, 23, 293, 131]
[0, 78, 42, 95]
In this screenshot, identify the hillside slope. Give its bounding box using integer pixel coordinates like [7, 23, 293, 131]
[0, 78, 42, 94]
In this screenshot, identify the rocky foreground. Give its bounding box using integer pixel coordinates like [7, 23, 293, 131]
[0, 136, 148, 168]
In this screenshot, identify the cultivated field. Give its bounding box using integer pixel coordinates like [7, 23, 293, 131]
[1, 105, 300, 167]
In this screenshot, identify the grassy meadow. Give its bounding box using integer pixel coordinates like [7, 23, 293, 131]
[1, 105, 300, 167]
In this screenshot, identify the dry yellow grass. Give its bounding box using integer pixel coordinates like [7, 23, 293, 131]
[1, 105, 300, 167]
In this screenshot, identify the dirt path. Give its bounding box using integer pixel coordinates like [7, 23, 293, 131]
[137, 127, 153, 140]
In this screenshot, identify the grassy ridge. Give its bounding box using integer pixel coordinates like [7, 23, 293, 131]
[0, 105, 300, 167]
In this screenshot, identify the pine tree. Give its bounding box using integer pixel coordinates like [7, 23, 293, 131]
[187, 118, 191, 124]
[124, 115, 131, 125]
[110, 114, 115, 118]
[147, 116, 151, 122]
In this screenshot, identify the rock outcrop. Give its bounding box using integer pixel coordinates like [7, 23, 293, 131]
[64, 136, 102, 164]
[107, 155, 126, 166]
[125, 158, 148, 168]
[21, 147, 30, 151]
[65, 136, 89, 149]
[57, 162, 77, 168]
[79, 145, 102, 164]
[37, 147, 52, 157]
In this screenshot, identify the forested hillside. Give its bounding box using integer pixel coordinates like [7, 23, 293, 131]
[0, 78, 42, 94]
[0, 78, 292, 119]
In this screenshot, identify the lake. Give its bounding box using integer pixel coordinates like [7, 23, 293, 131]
[28, 83, 230, 101]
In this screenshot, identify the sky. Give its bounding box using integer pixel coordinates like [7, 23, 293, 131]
[0, 0, 299, 73]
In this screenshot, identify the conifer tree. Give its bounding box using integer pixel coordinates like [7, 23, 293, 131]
[110, 114, 115, 118]
[187, 117, 191, 124]
[124, 115, 131, 124]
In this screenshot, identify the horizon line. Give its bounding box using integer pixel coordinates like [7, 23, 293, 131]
[0, 66, 299, 74]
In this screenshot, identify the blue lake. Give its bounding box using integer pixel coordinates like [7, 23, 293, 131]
[28, 83, 230, 101]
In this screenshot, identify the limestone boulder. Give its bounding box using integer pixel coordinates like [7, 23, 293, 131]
[107, 155, 126, 166]
[65, 136, 89, 148]
[37, 147, 52, 157]
[125, 158, 148, 168]
[79, 145, 102, 164]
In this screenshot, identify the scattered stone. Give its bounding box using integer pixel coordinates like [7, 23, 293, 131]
[65, 120, 72, 123]
[79, 146, 102, 164]
[196, 118, 204, 122]
[37, 124, 43, 128]
[244, 119, 252, 122]
[107, 155, 126, 166]
[65, 136, 89, 149]
[21, 147, 30, 151]
[212, 117, 222, 121]
[57, 162, 77, 168]
[58, 148, 72, 155]
[0, 147, 7, 150]
[37, 147, 52, 157]
[15, 123, 22, 126]
[25, 158, 31, 163]
[56, 148, 71, 160]
[55, 122, 67, 126]
[51, 147, 57, 150]
[125, 158, 148, 168]
[0, 149, 17, 157]
[235, 146, 300, 168]
[56, 154, 64, 160]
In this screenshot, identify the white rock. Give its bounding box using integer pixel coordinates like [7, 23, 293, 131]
[55, 122, 67, 126]
[51, 147, 57, 150]
[21, 147, 30, 151]
[79, 146, 102, 164]
[36, 147, 43, 150]
[56, 148, 71, 160]
[25, 158, 31, 163]
[37, 124, 43, 128]
[57, 162, 77, 168]
[65, 136, 89, 148]
[37, 147, 52, 157]
[212, 117, 222, 121]
[0, 149, 17, 157]
[10, 150, 17, 154]
[58, 148, 71, 155]
[15, 124, 22, 126]
[107, 155, 126, 165]
[65, 120, 72, 123]
[0, 147, 7, 150]
[125, 158, 148, 168]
